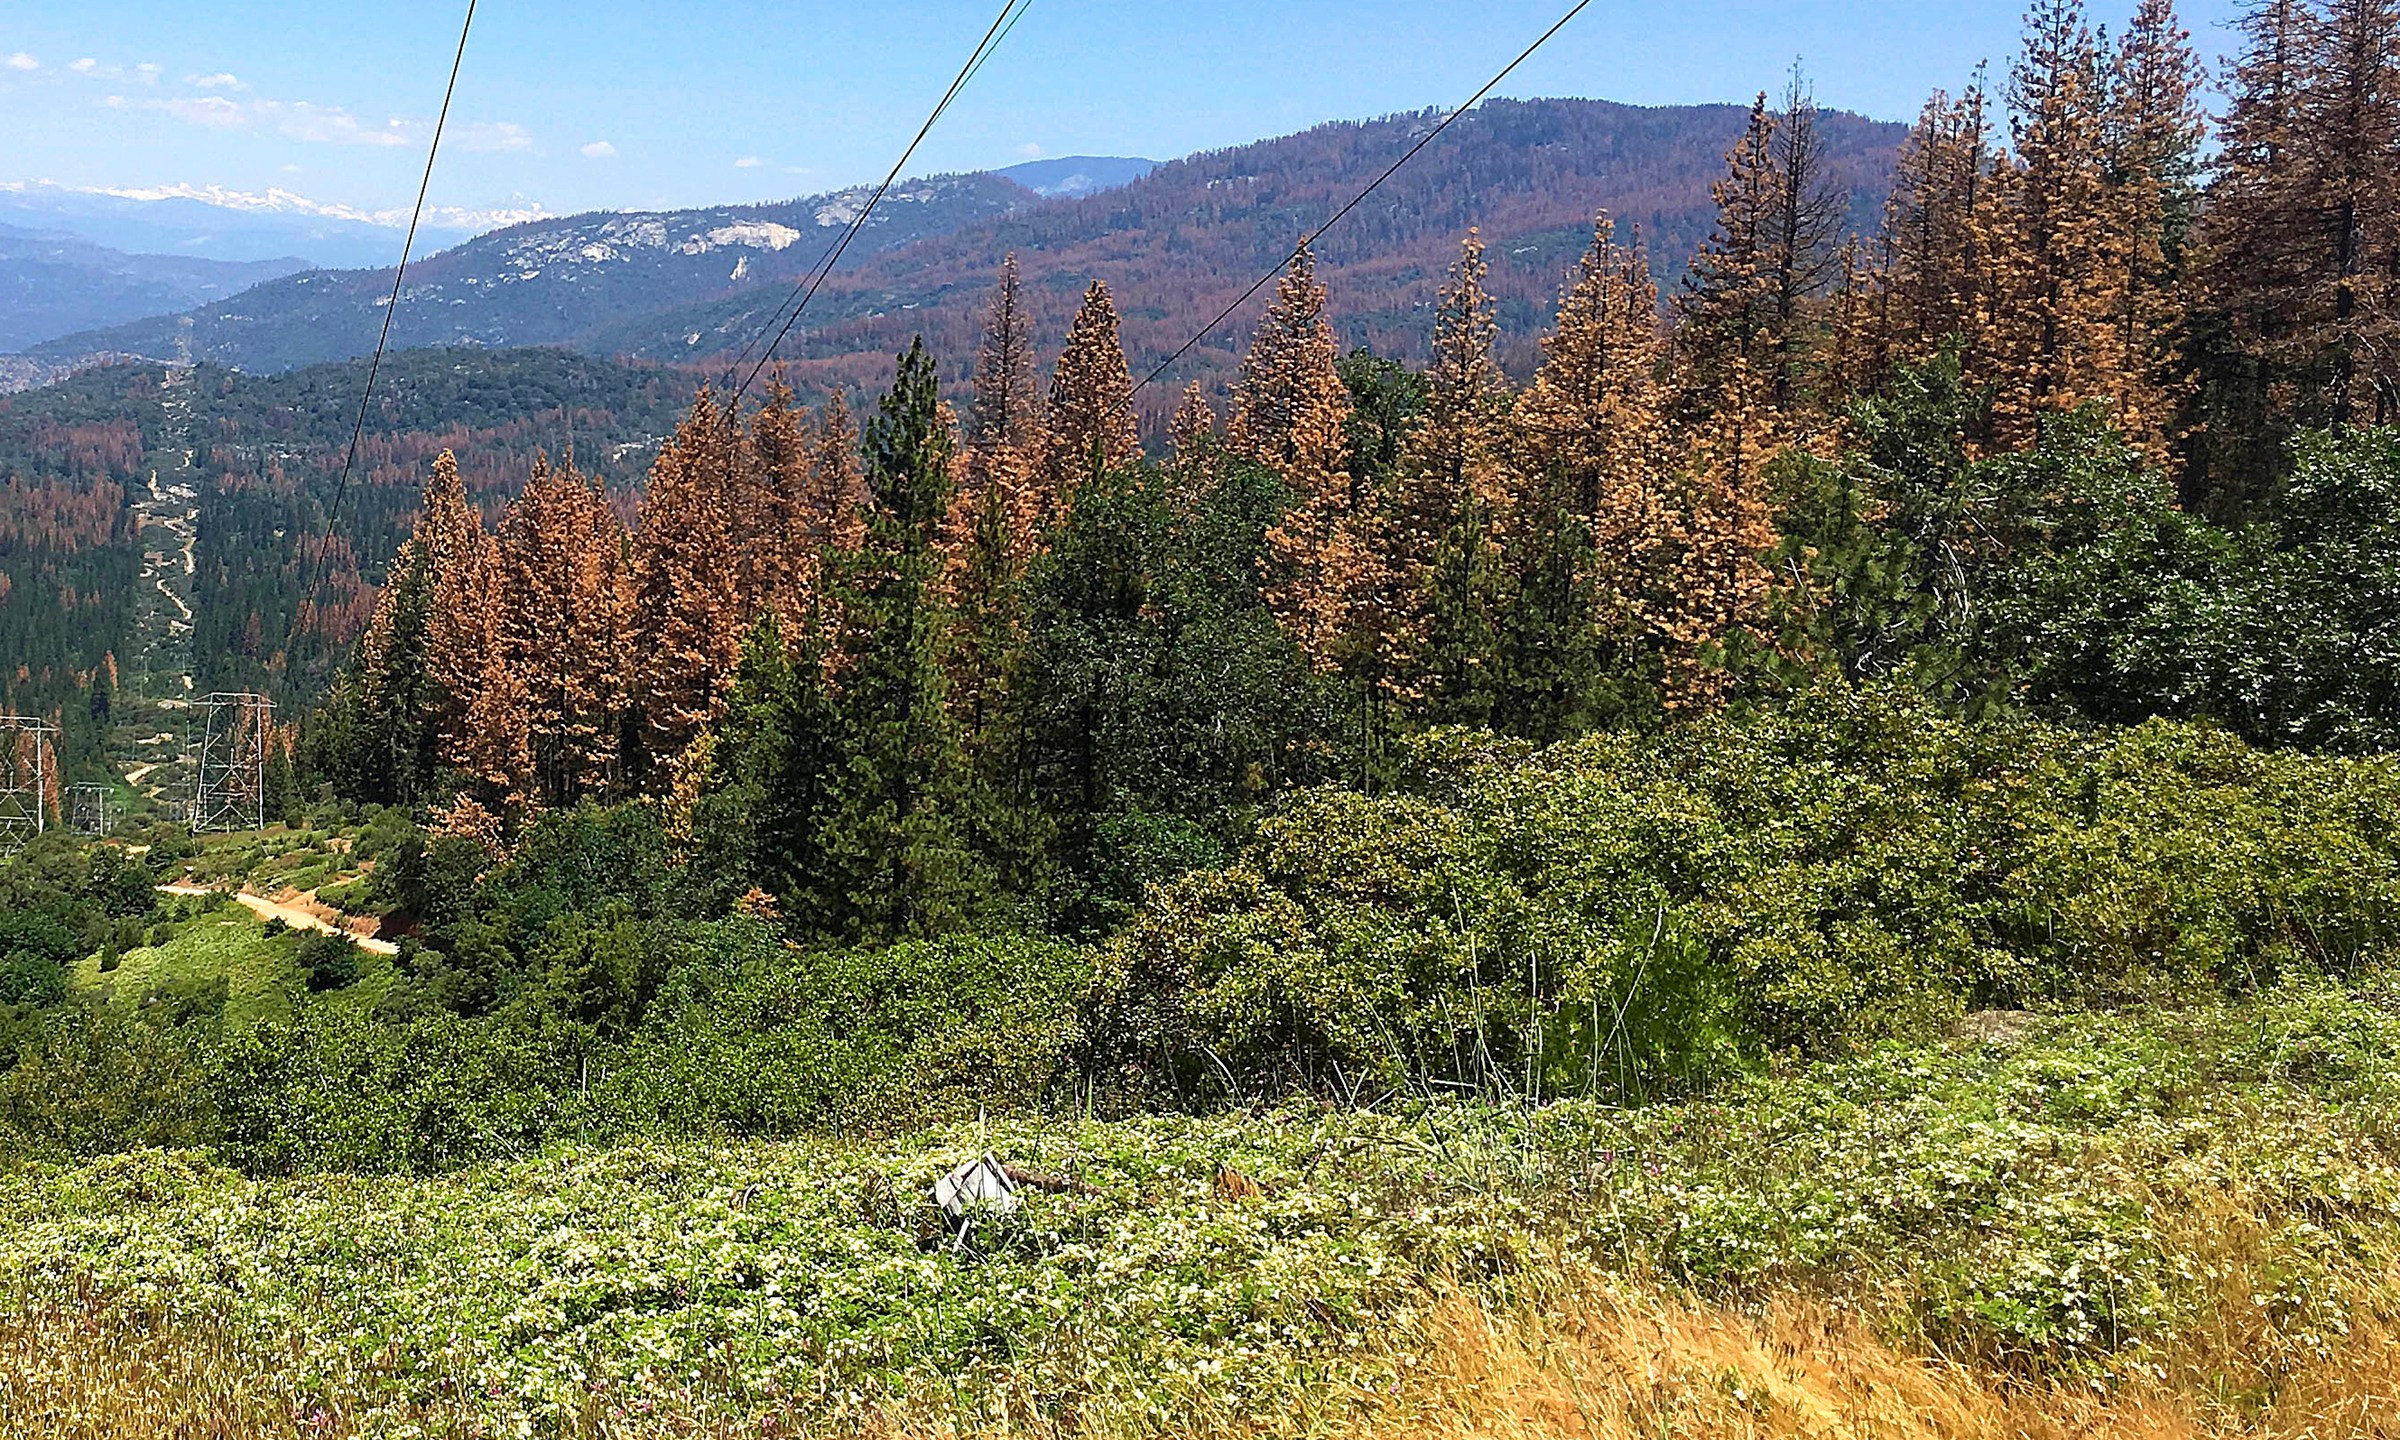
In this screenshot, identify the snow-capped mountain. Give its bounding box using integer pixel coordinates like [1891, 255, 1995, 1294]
[23, 173, 1038, 373]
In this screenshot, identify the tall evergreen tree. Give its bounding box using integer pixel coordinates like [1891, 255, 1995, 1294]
[630, 394, 744, 786]
[1877, 79, 2000, 380]
[1762, 67, 1851, 410]
[770, 386, 869, 651]
[1677, 95, 1781, 405]
[1506, 214, 1671, 737]
[1987, 0, 2148, 451]
[745, 379, 813, 623]
[415, 451, 495, 753]
[1041, 279, 1141, 514]
[1396, 231, 1511, 720]
[2101, 0, 2207, 463]
[971, 253, 1048, 472]
[944, 263, 1053, 757]
[493, 456, 629, 809]
[1230, 241, 1349, 469]
[818, 339, 993, 940]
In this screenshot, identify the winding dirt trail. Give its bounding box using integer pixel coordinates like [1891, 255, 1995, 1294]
[157, 884, 401, 956]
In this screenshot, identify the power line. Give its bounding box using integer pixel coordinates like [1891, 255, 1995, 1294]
[728, 0, 1035, 408]
[286, 0, 480, 667]
[1123, 0, 1597, 410]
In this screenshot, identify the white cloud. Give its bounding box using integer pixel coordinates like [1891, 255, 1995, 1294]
[733, 155, 763, 169]
[579, 139, 617, 159]
[63, 56, 159, 84]
[189, 72, 243, 90]
[1016, 141, 1043, 158]
[453, 120, 532, 153]
[155, 94, 249, 129]
[3, 53, 36, 72]
[136, 94, 532, 153]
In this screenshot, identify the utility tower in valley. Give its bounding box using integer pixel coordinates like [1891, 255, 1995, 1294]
[0, 716, 58, 850]
[68, 784, 111, 838]
[192, 692, 273, 833]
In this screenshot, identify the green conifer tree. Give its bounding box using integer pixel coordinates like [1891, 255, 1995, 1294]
[816, 339, 996, 940]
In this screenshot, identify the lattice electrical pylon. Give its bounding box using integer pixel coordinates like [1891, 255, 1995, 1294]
[191, 692, 273, 834]
[0, 716, 59, 851]
[68, 784, 111, 838]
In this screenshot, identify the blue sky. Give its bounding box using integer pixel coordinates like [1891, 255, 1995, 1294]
[1, 0, 2248, 228]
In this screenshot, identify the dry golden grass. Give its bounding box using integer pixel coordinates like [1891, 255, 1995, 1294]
[14, 1271, 2400, 1440]
[0, 1287, 331, 1440]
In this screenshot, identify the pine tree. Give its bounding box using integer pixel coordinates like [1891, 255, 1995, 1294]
[971, 253, 1047, 473]
[1505, 214, 1672, 736]
[1877, 79, 2001, 376]
[1515, 215, 1669, 526]
[1987, 0, 2142, 450]
[942, 263, 1055, 756]
[1229, 241, 1349, 469]
[1169, 382, 1218, 468]
[1677, 95, 1781, 404]
[492, 455, 628, 808]
[784, 387, 869, 646]
[745, 379, 813, 623]
[1395, 231, 1511, 718]
[1042, 279, 1142, 514]
[1762, 67, 1851, 410]
[1653, 365, 1782, 707]
[631, 393, 745, 786]
[2101, 0, 2207, 462]
[415, 451, 495, 750]
[1238, 244, 1394, 693]
[346, 537, 436, 804]
[344, 450, 491, 803]
[818, 338, 992, 939]
[2207, 0, 2400, 428]
[693, 611, 846, 917]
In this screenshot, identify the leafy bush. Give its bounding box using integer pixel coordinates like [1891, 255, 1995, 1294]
[1086, 694, 2400, 1105]
[0, 953, 66, 1008]
[294, 932, 363, 993]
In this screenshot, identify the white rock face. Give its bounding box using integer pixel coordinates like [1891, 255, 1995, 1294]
[694, 221, 803, 252]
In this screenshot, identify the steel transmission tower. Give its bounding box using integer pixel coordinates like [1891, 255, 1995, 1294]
[0, 716, 58, 851]
[68, 784, 111, 838]
[191, 692, 274, 833]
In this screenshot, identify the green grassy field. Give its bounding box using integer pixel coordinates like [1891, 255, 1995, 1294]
[68, 908, 393, 1026]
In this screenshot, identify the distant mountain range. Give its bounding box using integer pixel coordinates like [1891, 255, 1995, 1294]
[12, 102, 1906, 407]
[0, 181, 483, 268]
[0, 223, 308, 352]
[994, 156, 1159, 198]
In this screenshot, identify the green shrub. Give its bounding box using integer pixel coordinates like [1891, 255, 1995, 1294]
[1084, 694, 2400, 1107]
[295, 932, 363, 992]
[0, 953, 67, 1007]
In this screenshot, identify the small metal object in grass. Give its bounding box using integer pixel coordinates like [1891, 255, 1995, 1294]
[931, 1153, 1020, 1223]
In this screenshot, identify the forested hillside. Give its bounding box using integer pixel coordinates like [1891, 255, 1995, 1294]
[601, 97, 1904, 402]
[17, 174, 1052, 375]
[0, 349, 692, 776]
[22, 99, 1903, 410]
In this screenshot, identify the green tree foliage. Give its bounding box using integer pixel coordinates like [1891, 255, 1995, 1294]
[1000, 455, 1337, 931]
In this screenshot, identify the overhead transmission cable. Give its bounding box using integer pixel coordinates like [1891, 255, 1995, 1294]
[727, 0, 1035, 408]
[286, 0, 480, 664]
[1121, 0, 1596, 411]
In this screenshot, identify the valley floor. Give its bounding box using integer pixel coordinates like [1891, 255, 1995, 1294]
[6, 985, 2400, 1438]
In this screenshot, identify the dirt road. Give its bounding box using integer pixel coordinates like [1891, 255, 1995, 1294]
[156, 884, 401, 957]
